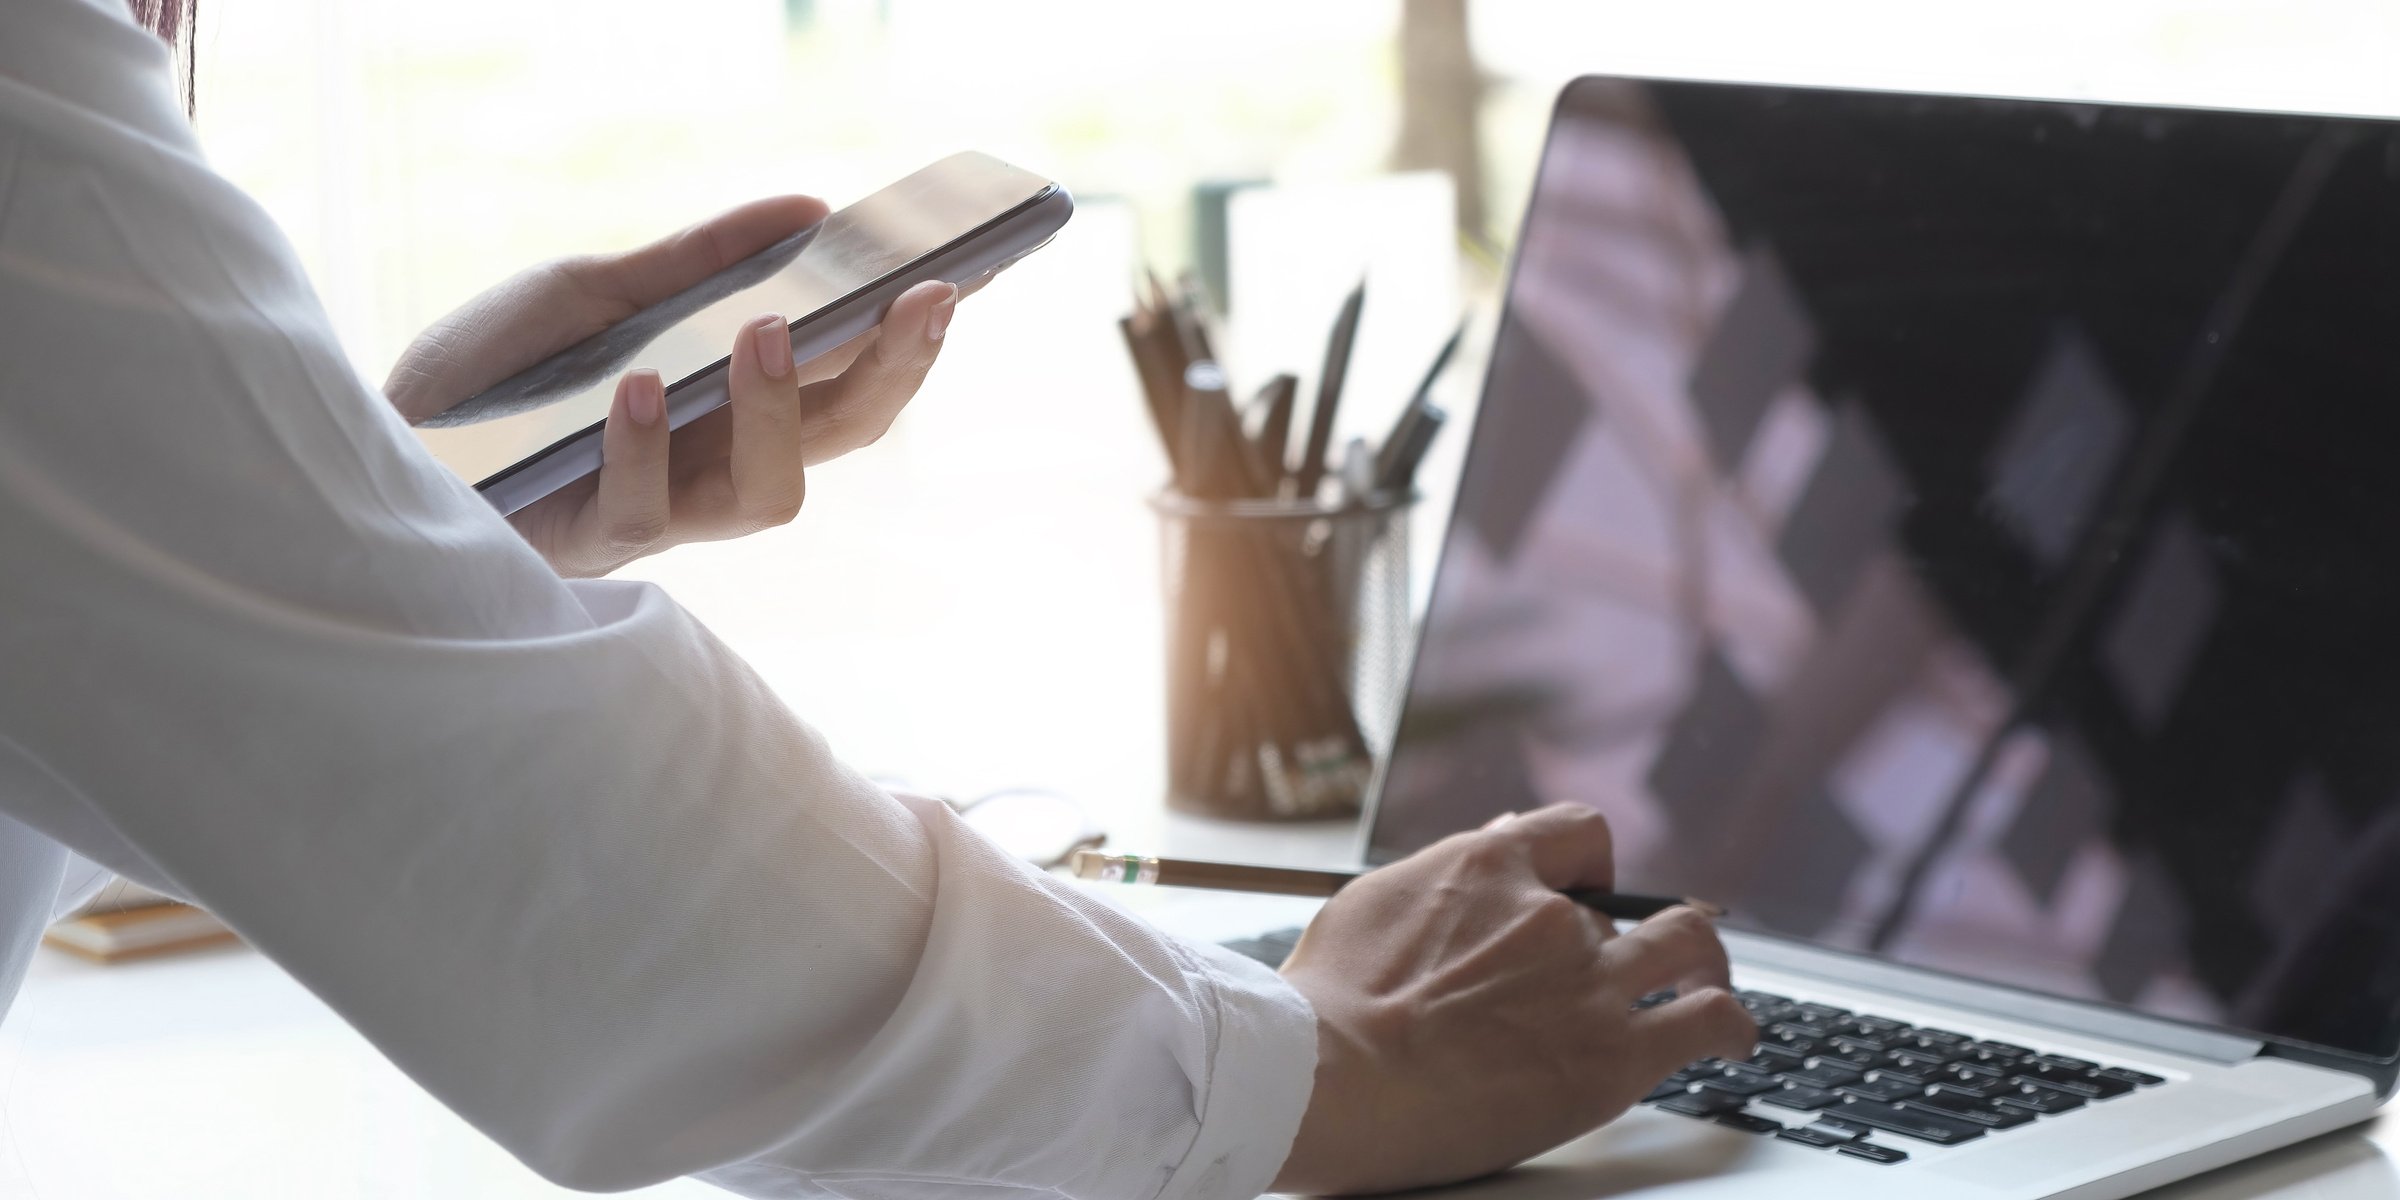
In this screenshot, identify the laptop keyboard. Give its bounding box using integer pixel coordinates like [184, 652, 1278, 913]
[1640, 989, 2166, 1164]
[1220, 925, 1306, 967]
[1217, 930, 2167, 1166]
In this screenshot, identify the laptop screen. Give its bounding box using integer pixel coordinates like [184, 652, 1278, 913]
[1368, 77, 2400, 1061]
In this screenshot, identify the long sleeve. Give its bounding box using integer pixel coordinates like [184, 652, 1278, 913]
[0, 2, 1319, 1196]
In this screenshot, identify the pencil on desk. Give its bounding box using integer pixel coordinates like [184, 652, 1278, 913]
[1070, 851, 1725, 919]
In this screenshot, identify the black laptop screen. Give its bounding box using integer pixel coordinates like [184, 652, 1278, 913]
[1369, 77, 2400, 1061]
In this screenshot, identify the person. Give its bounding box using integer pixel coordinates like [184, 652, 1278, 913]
[0, 0, 1755, 1195]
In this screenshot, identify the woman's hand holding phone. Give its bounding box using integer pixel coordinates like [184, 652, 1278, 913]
[385, 195, 962, 578]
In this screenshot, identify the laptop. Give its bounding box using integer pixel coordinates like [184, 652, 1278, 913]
[1201, 75, 2400, 1197]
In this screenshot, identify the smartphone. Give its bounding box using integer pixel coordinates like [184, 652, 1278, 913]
[416, 152, 1074, 515]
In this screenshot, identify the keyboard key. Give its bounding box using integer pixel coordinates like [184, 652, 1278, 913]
[1928, 1075, 2006, 1100]
[1892, 1042, 1968, 1066]
[1645, 1079, 1694, 1103]
[1790, 1003, 1852, 1023]
[1942, 1061, 2005, 1084]
[1747, 1041, 1804, 1070]
[1991, 1085, 2086, 1115]
[1762, 1030, 1824, 1056]
[1654, 1089, 1749, 1118]
[1738, 990, 1793, 1009]
[1716, 1112, 1784, 1136]
[1774, 1020, 1841, 1042]
[1784, 1063, 1864, 1089]
[1697, 1070, 1785, 1098]
[1776, 1125, 1852, 1149]
[1832, 1033, 1899, 1054]
[1742, 1046, 1806, 1073]
[1895, 1047, 1963, 1070]
[1838, 1076, 1925, 1103]
[1844, 1016, 1912, 1037]
[2014, 1066, 2134, 1099]
[2027, 1053, 2097, 1072]
[1812, 1047, 1883, 1070]
[1810, 1116, 1870, 1140]
[1759, 1084, 1844, 1112]
[1910, 1028, 1971, 1048]
[1869, 1063, 1942, 1088]
[1963, 1040, 2031, 1063]
[1903, 1091, 2039, 1129]
[1831, 1099, 1987, 1145]
[1836, 1142, 1910, 1164]
[2094, 1066, 2166, 1087]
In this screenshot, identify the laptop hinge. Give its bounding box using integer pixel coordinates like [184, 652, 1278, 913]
[1725, 931, 2265, 1065]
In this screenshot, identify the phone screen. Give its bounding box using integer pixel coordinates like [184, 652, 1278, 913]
[413, 152, 1054, 488]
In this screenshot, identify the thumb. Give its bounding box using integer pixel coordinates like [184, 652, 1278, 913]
[596, 194, 831, 307]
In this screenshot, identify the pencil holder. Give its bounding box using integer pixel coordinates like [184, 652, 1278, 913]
[1152, 490, 1416, 821]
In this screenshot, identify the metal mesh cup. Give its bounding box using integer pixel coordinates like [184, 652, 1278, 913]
[1152, 489, 1415, 820]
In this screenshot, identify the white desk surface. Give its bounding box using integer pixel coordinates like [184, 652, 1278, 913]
[0, 810, 2390, 1199]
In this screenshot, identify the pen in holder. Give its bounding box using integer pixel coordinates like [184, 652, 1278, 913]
[1153, 489, 1414, 820]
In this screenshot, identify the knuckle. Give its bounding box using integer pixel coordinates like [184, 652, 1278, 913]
[602, 515, 669, 555]
[1554, 805, 1615, 850]
[1650, 905, 1716, 945]
[1546, 802, 1611, 831]
[742, 490, 805, 530]
[1693, 987, 1758, 1043]
[1528, 892, 1585, 935]
[1453, 835, 1518, 875]
[1686, 984, 1743, 1018]
[546, 255, 607, 294]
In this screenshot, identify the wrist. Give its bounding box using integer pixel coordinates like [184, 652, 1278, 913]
[1269, 987, 1386, 1195]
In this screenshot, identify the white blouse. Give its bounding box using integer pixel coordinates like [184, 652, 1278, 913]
[0, 1, 1318, 1196]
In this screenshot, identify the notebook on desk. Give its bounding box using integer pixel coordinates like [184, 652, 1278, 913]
[1185, 74, 2400, 1199]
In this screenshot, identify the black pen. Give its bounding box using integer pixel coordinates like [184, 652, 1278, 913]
[1407, 317, 1468, 409]
[1293, 279, 1366, 498]
[1252, 373, 1298, 493]
[1371, 318, 1465, 488]
[1375, 403, 1447, 493]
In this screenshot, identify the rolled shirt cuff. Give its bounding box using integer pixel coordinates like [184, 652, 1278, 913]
[1156, 941, 1320, 1200]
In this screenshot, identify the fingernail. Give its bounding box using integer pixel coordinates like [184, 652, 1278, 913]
[925, 287, 959, 342]
[626, 369, 664, 425]
[753, 314, 791, 379]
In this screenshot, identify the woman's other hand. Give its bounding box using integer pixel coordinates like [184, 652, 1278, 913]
[384, 196, 960, 578]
